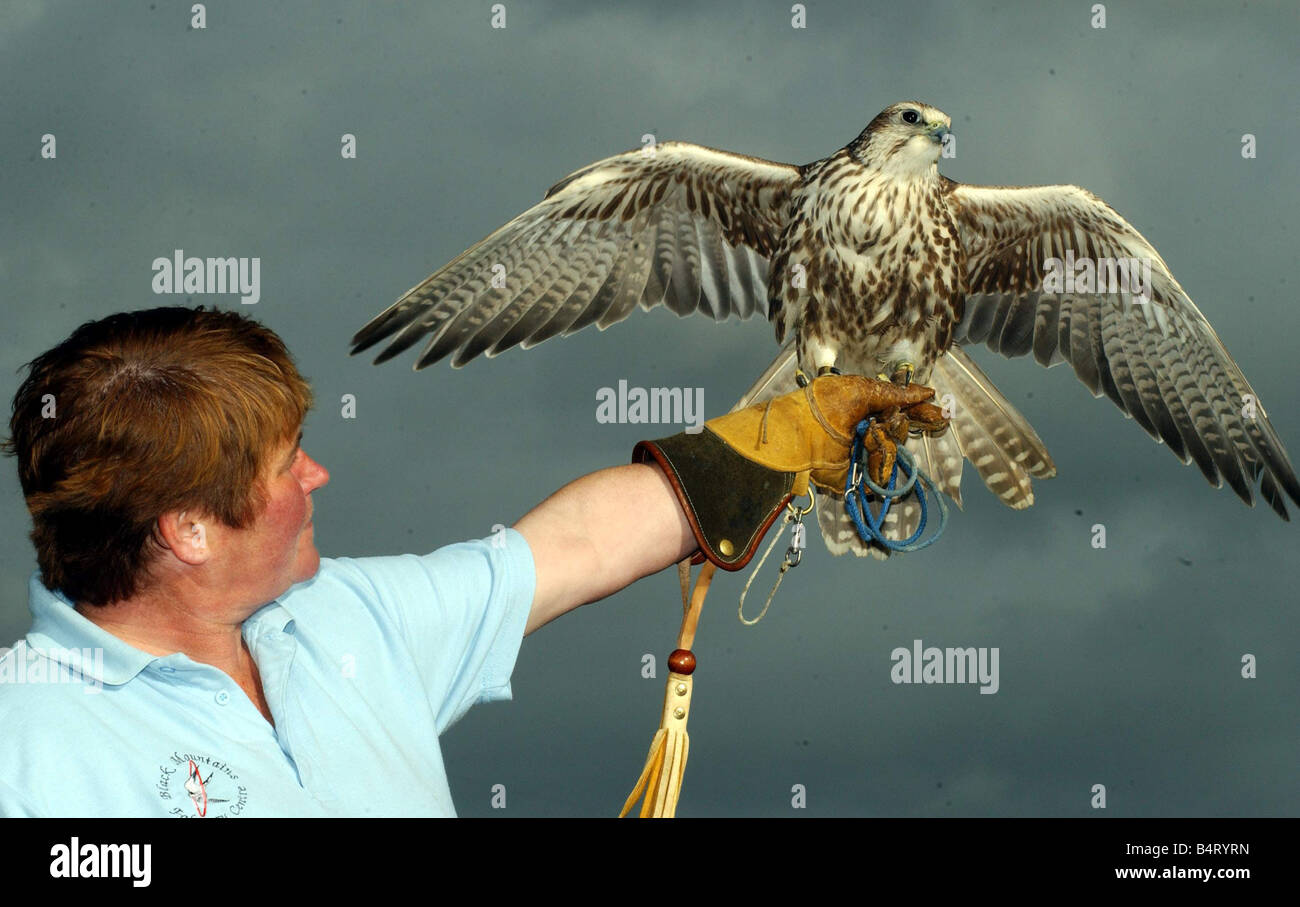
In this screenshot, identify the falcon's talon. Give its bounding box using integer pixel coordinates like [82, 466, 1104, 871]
[889, 362, 916, 387]
[794, 369, 811, 388]
[816, 366, 841, 377]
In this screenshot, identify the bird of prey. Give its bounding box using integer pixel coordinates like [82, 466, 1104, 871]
[351, 101, 1300, 557]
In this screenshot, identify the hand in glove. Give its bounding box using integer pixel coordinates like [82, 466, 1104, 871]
[633, 374, 948, 570]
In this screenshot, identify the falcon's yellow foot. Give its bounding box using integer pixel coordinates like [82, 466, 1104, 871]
[889, 362, 916, 387]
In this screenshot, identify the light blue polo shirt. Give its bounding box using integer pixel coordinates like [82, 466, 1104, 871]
[0, 529, 535, 817]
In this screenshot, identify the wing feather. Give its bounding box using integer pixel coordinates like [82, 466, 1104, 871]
[947, 180, 1300, 517]
[519, 228, 622, 348]
[354, 143, 799, 367]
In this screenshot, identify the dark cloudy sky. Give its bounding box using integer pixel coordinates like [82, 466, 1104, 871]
[1, 0, 1296, 817]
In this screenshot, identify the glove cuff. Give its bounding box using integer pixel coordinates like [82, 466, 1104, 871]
[634, 428, 799, 570]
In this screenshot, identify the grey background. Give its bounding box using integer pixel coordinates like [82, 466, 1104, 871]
[2, 0, 1296, 816]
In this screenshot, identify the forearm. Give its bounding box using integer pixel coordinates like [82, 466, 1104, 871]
[514, 462, 696, 635]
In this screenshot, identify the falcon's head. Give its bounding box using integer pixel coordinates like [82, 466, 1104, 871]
[850, 101, 951, 175]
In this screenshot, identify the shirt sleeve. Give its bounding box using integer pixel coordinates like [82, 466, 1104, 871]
[329, 528, 536, 735]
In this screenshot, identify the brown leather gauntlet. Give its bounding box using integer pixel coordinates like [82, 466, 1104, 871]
[633, 375, 939, 570]
[635, 427, 799, 570]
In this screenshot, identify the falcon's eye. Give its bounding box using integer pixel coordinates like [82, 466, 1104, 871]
[902, 110, 920, 124]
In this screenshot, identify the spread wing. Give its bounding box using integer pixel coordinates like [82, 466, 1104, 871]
[351, 142, 799, 368]
[948, 180, 1300, 518]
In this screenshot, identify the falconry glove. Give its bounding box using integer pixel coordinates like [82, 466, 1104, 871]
[633, 374, 947, 570]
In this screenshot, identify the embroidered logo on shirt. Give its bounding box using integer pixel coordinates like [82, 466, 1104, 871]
[156, 751, 248, 817]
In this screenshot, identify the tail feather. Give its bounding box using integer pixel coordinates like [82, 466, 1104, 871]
[919, 422, 965, 509]
[939, 345, 1056, 479]
[936, 345, 1056, 509]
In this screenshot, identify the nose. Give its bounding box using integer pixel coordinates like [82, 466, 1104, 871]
[297, 450, 330, 491]
[927, 122, 949, 142]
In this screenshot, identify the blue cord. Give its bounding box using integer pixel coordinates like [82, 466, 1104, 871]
[844, 418, 948, 552]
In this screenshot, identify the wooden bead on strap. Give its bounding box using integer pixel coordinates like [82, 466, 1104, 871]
[667, 648, 696, 675]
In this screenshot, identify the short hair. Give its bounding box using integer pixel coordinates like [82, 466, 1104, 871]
[3, 306, 314, 606]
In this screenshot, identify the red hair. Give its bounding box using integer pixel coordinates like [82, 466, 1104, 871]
[3, 306, 314, 605]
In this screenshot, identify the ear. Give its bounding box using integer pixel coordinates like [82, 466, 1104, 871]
[157, 510, 212, 566]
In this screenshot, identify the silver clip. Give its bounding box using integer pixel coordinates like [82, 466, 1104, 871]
[739, 488, 814, 626]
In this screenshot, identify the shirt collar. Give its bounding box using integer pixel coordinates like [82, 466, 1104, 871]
[24, 571, 299, 686]
[25, 573, 157, 686]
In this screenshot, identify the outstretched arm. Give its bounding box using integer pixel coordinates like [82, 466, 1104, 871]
[513, 374, 941, 636]
[515, 463, 695, 636]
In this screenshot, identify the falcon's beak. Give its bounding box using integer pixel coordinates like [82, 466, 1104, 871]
[927, 122, 949, 144]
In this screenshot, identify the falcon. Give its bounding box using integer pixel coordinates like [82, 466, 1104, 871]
[351, 101, 1300, 556]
